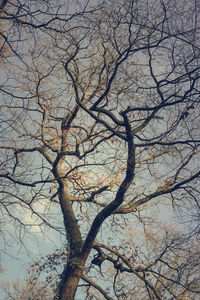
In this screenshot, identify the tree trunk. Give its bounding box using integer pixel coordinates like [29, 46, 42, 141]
[59, 256, 85, 300]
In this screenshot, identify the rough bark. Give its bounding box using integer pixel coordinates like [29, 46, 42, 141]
[59, 257, 85, 300]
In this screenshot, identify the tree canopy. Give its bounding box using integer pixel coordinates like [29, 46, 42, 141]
[0, 0, 200, 299]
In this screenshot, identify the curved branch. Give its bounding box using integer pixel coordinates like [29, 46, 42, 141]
[116, 170, 200, 214]
[94, 243, 162, 300]
[81, 116, 135, 257]
[81, 274, 113, 300]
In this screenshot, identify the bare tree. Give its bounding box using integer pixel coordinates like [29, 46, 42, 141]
[26, 224, 200, 300]
[0, 0, 200, 299]
[1, 271, 54, 300]
[3, 223, 199, 299]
